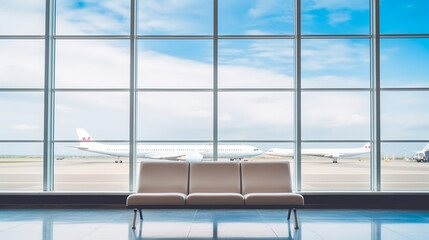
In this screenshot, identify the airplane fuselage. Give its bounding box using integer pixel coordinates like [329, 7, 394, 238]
[78, 144, 263, 160]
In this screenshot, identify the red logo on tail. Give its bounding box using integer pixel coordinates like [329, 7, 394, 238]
[82, 137, 91, 141]
[365, 145, 370, 149]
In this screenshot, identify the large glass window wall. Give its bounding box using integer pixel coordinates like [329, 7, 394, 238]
[1, 0, 428, 192]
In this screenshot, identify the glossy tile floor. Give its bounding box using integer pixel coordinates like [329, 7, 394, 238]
[0, 208, 428, 240]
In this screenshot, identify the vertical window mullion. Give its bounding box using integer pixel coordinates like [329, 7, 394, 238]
[370, 0, 381, 191]
[129, 0, 138, 192]
[43, 0, 56, 192]
[294, 0, 302, 192]
[213, 0, 218, 161]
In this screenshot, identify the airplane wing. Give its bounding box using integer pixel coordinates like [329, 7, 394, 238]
[144, 152, 204, 162]
[303, 153, 344, 158]
[144, 152, 185, 160]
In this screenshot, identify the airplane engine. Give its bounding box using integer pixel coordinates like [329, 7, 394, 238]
[184, 153, 204, 162]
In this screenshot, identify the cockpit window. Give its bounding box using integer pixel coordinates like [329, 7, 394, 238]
[254, 148, 259, 151]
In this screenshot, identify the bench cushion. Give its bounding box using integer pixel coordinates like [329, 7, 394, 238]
[127, 193, 186, 206]
[186, 193, 244, 205]
[241, 161, 292, 194]
[244, 193, 304, 206]
[189, 162, 241, 193]
[138, 161, 189, 194]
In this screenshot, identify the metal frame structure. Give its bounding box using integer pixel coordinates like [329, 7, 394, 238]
[0, 0, 428, 193]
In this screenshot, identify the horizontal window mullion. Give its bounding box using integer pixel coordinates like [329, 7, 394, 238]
[381, 88, 429, 91]
[0, 35, 45, 39]
[219, 140, 294, 143]
[302, 35, 370, 39]
[54, 140, 129, 143]
[137, 35, 212, 39]
[219, 35, 294, 39]
[0, 88, 44, 92]
[302, 88, 371, 92]
[302, 140, 371, 143]
[219, 88, 295, 92]
[136, 140, 212, 143]
[381, 140, 429, 143]
[137, 88, 212, 92]
[54, 88, 130, 92]
[381, 34, 429, 39]
[54, 35, 130, 40]
[0, 140, 43, 143]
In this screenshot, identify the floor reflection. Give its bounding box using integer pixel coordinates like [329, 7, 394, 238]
[0, 209, 429, 239]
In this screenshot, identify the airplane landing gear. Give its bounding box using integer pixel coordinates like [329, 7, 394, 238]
[333, 158, 338, 163]
[115, 159, 123, 163]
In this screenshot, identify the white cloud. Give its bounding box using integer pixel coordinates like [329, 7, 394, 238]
[138, 0, 212, 34]
[302, 75, 368, 88]
[302, 39, 369, 71]
[11, 124, 40, 131]
[56, 0, 130, 35]
[304, 0, 368, 11]
[328, 12, 352, 25]
[0, 1, 45, 34]
[249, 0, 294, 20]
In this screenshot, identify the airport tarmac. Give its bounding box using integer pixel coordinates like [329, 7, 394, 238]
[1, 156, 429, 191]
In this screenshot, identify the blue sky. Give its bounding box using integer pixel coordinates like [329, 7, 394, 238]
[1, 0, 429, 157]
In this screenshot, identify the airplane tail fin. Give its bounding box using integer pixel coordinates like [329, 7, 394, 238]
[362, 142, 371, 151]
[422, 143, 429, 152]
[76, 128, 103, 147]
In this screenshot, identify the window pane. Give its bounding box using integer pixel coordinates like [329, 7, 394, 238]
[301, 39, 370, 88]
[138, 92, 212, 140]
[380, 0, 429, 34]
[219, 0, 294, 35]
[381, 91, 429, 140]
[138, 40, 213, 89]
[381, 142, 429, 191]
[219, 92, 294, 140]
[56, 0, 130, 35]
[0, 40, 44, 88]
[54, 142, 128, 191]
[0, 0, 45, 35]
[138, 0, 212, 35]
[0, 143, 43, 191]
[301, 0, 370, 35]
[301, 142, 371, 191]
[302, 92, 370, 140]
[55, 92, 129, 140]
[55, 40, 130, 89]
[0, 93, 43, 140]
[381, 38, 429, 88]
[219, 39, 294, 88]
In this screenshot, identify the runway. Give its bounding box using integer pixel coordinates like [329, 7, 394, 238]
[1, 156, 429, 191]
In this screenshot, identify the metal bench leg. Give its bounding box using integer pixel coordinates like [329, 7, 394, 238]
[138, 209, 143, 220]
[287, 208, 292, 220]
[293, 208, 299, 229]
[132, 209, 137, 230]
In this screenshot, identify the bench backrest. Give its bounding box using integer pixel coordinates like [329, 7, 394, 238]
[138, 161, 189, 194]
[241, 161, 292, 194]
[189, 162, 241, 193]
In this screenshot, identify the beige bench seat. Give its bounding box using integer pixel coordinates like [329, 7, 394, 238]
[127, 161, 304, 230]
[127, 193, 187, 206]
[187, 193, 244, 205]
[244, 193, 304, 206]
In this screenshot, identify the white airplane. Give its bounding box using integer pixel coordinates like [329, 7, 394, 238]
[70, 128, 263, 163]
[266, 143, 371, 163]
[412, 143, 429, 162]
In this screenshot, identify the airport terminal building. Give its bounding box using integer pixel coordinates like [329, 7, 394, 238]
[1, 0, 429, 239]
